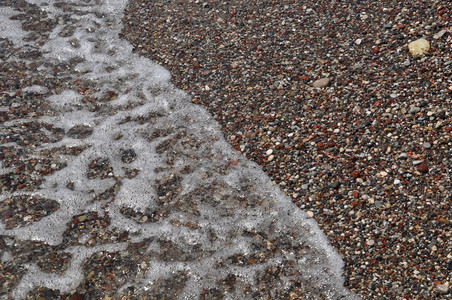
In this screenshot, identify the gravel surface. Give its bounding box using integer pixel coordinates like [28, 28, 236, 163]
[1, 0, 361, 299]
[121, 0, 452, 298]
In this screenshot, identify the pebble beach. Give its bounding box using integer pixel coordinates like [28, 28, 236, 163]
[2, 0, 357, 298]
[120, 0, 452, 299]
[0, 0, 450, 299]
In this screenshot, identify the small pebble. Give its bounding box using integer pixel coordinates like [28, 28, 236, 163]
[417, 163, 429, 173]
[398, 153, 408, 159]
[433, 29, 447, 39]
[312, 78, 330, 88]
[409, 106, 420, 114]
[435, 283, 449, 294]
[378, 171, 388, 177]
[408, 38, 430, 56]
[328, 181, 340, 189]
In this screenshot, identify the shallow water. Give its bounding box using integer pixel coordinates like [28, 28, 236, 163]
[0, 0, 358, 298]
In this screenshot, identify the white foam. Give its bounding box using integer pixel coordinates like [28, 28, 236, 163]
[46, 89, 84, 110]
[0, 7, 29, 47]
[21, 85, 49, 94]
[0, 0, 358, 298]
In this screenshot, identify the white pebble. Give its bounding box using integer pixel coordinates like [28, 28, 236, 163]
[379, 171, 388, 177]
[436, 283, 449, 294]
[266, 149, 273, 155]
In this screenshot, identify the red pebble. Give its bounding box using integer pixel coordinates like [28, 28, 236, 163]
[417, 163, 429, 173]
[351, 170, 360, 178]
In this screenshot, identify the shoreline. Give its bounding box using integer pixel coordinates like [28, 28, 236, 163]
[121, 0, 452, 298]
[1, 0, 359, 298]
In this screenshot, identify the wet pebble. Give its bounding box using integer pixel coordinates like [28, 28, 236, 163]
[67, 125, 94, 139]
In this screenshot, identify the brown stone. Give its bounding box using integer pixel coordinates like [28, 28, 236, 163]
[312, 77, 330, 88]
[70, 294, 83, 300]
[351, 170, 360, 178]
[417, 163, 429, 173]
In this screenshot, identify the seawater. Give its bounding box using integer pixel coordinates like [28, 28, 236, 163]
[0, 0, 358, 298]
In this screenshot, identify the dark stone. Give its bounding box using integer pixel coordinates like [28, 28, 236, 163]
[328, 181, 341, 189]
[67, 125, 94, 139]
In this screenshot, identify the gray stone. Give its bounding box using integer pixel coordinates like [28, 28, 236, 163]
[433, 30, 447, 40]
[328, 181, 340, 189]
[409, 107, 420, 114]
[422, 142, 431, 149]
